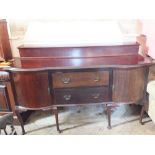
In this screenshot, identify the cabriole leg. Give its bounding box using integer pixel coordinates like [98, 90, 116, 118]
[53, 108, 61, 133]
[106, 104, 112, 129]
[140, 105, 145, 125]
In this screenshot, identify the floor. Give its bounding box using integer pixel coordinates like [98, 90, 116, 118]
[3, 104, 155, 135]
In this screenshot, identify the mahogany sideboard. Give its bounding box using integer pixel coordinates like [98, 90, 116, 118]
[4, 42, 154, 134]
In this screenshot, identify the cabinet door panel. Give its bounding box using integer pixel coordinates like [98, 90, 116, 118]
[113, 68, 145, 103]
[13, 72, 51, 108]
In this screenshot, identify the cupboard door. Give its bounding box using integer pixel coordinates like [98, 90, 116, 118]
[13, 72, 51, 108]
[113, 68, 145, 103]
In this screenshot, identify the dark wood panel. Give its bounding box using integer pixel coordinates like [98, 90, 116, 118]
[54, 87, 109, 105]
[52, 71, 109, 88]
[19, 43, 139, 58]
[113, 67, 146, 103]
[0, 82, 15, 112]
[148, 65, 155, 81]
[13, 55, 148, 68]
[0, 19, 12, 61]
[0, 85, 10, 111]
[13, 72, 51, 108]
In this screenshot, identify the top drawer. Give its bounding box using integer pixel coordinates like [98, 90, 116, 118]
[52, 71, 109, 88]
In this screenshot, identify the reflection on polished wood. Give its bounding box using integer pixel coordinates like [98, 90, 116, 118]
[13, 55, 145, 68]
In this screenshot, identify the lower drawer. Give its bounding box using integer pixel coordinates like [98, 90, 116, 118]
[54, 87, 109, 105]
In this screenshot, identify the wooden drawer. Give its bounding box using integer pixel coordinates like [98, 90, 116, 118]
[52, 71, 109, 88]
[54, 87, 109, 105]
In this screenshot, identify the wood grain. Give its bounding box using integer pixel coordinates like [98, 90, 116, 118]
[54, 87, 109, 105]
[0, 19, 12, 60]
[19, 43, 139, 58]
[52, 71, 109, 88]
[113, 67, 145, 103]
[13, 71, 51, 108]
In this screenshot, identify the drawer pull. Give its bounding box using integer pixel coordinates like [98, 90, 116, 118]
[92, 93, 100, 99]
[94, 76, 100, 82]
[64, 94, 71, 101]
[62, 77, 71, 84]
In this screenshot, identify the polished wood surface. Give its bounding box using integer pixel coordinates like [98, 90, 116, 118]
[0, 19, 12, 61]
[14, 43, 149, 69]
[19, 43, 139, 58]
[13, 55, 147, 68]
[113, 67, 146, 103]
[12, 71, 51, 109]
[52, 71, 109, 88]
[54, 87, 109, 105]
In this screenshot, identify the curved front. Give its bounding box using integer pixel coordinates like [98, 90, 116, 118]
[13, 71, 51, 109]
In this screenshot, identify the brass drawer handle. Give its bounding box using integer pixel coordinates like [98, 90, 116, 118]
[92, 93, 100, 99]
[64, 94, 71, 101]
[62, 77, 71, 84]
[94, 76, 100, 82]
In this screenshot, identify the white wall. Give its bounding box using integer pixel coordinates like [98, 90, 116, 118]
[0, 0, 143, 57]
[142, 20, 155, 58]
[8, 19, 140, 57]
